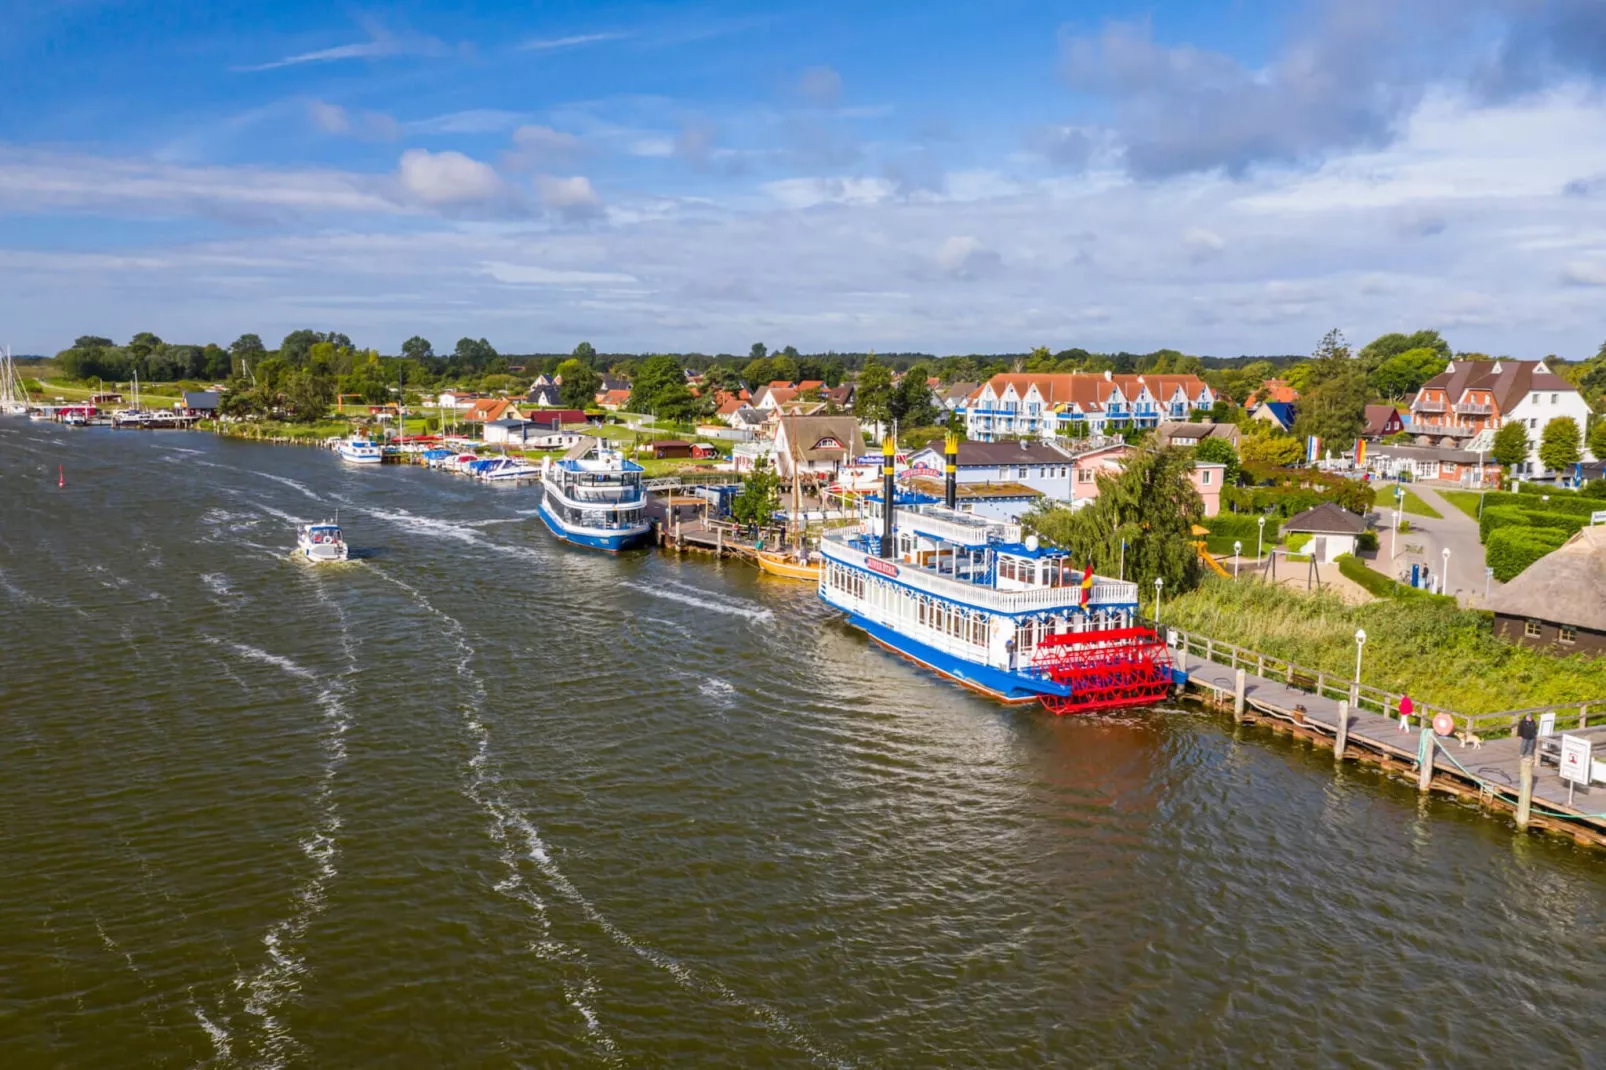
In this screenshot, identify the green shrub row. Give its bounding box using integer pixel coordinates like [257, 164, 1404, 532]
[1478, 504, 1587, 543]
[1203, 513, 1282, 544]
[1485, 526, 1570, 582]
[1335, 553, 1457, 604]
[1482, 490, 1599, 517]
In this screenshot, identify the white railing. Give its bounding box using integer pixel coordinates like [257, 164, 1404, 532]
[894, 508, 1015, 546]
[821, 538, 1136, 614]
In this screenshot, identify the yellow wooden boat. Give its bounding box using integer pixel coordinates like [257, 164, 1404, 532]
[755, 549, 822, 581]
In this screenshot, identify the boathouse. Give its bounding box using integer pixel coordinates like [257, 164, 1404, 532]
[1487, 525, 1606, 654]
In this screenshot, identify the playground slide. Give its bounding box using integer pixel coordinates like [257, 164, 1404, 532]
[1197, 544, 1233, 579]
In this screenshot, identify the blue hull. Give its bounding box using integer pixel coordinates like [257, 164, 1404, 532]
[537, 499, 649, 553]
[845, 613, 1070, 704]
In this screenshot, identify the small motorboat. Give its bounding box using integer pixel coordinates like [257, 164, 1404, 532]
[336, 437, 383, 464]
[296, 521, 349, 562]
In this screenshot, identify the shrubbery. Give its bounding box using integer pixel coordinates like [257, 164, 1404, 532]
[1201, 513, 1282, 545]
[1335, 553, 1454, 604]
[1478, 503, 1586, 543]
[1356, 530, 1378, 552]
[1485, 526, 1570, 581]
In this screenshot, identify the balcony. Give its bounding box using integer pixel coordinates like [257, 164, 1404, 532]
[1414, 399, 1446, 413]
[1454, 402, 1493, 416]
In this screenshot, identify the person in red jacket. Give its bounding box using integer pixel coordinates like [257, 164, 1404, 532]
[1397, 693, 1414, 732]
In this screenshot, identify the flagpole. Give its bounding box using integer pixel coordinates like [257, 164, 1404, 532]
[1119, 539, 1125, 583]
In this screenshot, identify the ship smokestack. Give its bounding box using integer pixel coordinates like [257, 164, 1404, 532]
[880, 436, 896, 558]
[944, 431, 958, 510]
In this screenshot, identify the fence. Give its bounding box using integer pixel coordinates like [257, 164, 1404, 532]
[1159, 623, 1605, 738]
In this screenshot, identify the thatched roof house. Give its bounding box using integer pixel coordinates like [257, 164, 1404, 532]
[1487, 524, 1606, 653]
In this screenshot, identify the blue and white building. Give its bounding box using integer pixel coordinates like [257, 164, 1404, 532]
[537, 438, 651, 552]
[818, 496, 1139, 703]
[963, 371, 1214, 442]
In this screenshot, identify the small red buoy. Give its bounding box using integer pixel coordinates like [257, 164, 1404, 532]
[58, 464, 65, 488]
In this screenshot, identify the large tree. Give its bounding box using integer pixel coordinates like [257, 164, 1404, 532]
[1357, 329, 1452, 370]
[1588, 417, 1606, 463]
[855, 355, 894, 434]
[1370, 346, 1448, 400]
[1291, 329, 1367, 452]
[1023, 447, 1205, 595]
[401, 336, 433, 361]
[627, 354, 693, 419]
[572, 340, 597, 363]
[731, 457, 780, 530]
[1491, 420, 1530, 472]
[555, 358, 601, 409]
[1539, 416, 1582, 475]
[1194, 436, 1240, 486]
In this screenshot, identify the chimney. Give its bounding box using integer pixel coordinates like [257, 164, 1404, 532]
[880, 436, 896, 558]
[944, 431, 958, 510]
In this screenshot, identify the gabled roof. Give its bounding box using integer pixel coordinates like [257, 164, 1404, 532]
[1363, 404, 1404, 435]
[1282, 502, 1367, 535]
[1257, 402, 1296, 430]
[1487, 525, 1606, 631]
[776, 415, 866, 461]
[1155, 421, 1240, 446]
[1417, 359, 1576, 413]
[975, 372, 1209, 410]
[1247, 380, 1299, 407]
[183, 391, 220, 408]
[464, 398, 513, 421]
[916, 440, 1071, 466]
[942, 381, 980, 402]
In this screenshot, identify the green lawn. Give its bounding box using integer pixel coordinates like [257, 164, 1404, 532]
[1438, 489, 1485, 522]
[1399, 488, 1443, 518]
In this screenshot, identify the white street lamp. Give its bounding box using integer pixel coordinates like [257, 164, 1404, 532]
[1233, 540, 1242, 578]
[1355, 628, 1367, 686]
[1441, 546, 1451, 596]
[1257, 515, 1266, 562]
[1154, 576, 1164, 625]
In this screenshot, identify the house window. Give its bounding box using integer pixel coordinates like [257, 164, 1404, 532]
[1531, 418, 1538, 429]
[1015, 467, 1027, 479]
[1525, 619, 1543, 639]
[1560, 624, 1578, 644]
[998, 467, 1007, 480]
[1551, 393, 1559, 404]
[1078, 468, 1093, 483]
[1200, 469, 1212, 485]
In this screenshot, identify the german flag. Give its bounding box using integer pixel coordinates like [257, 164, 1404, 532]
[1079, 563, 1095, 607]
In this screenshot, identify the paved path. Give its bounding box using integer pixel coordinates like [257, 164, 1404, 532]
[1182, 653, 1606, 826]
[1380, 482, 1499, 606]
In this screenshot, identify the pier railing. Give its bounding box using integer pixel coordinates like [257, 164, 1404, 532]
[1159, 623, 1606, 737]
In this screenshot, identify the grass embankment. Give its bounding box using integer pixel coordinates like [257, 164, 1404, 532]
[1165, 577, 1606, 716]
[1439, 489, 1483, 521]
[1399, 489, 1442, 518]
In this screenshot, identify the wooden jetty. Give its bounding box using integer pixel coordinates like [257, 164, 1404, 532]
[1169, 625, 1606, 848]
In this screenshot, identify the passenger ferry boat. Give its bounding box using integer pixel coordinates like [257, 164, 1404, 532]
[818, 440, 1159, 709]
[296, 521, 349, 562]
[538, 438, 650, 552]
[336, 437, 383, 464]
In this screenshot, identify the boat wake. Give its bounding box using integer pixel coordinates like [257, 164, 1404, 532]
[370, 567, 840, 1067]
[351, 505, 486, 545]
[366, 566, 616, 1061]
[620, 581, 774, 623]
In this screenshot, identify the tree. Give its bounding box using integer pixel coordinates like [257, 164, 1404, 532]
[731, 457, 780, 530]
[572, 341, 598, 364]
[1370, 346, 1448, 400]
[555, 359, 601, 409]
[1539, 416, 1581, 475]
[856, 355, 894, 434]
[1358, 329, 1451, 370]
[281, 368, 333, 423]
[741, 357, 774, 385]
[1022, 447, 1205, 595]
[74, 335, 114, 351]
[280, 329, 321, 365]
[822, 358, 846, 388]
[453, 337, 498, 368]
[627, 354, 689, 418]
[1491, 420, 1530, 472]
[1291, 329, 1367, 452]
[889, 371, 938, 428]
[1241, 430, 1305, 467]
[768, 353, 799, 383]
[1194, 437, 1240, 486]
[749, 342, 768, 361]
[202, 343, 231, 380]
[1589, 418, 1606, 463]
[401, 336, 434, 361]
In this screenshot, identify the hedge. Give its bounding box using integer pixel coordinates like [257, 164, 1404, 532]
[1203, 513, 1283, 544]
[1481, 490, 1598, 517]
[1335, 553, 1457, 605]
[1478, 504, 1587, 543]
[1486, 526, 1570, 581]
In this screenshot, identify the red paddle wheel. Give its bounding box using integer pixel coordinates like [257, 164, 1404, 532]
[1031, 626, 1176, 715]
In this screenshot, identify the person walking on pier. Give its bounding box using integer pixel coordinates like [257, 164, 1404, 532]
[1517, 711, 1539, 760]
[1397, 693, 1414, 732]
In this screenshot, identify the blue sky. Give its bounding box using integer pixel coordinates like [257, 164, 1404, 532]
[2, 0, 1606, 357]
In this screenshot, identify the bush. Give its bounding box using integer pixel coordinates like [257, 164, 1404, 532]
[1285, 532, 1312, 552]
[1357, 530, 1379, 552]
[1202, 513, 1282, 544]
[1485, 527, 1569, 581]
[1481, 490, 1598, 517]
[1516, 482, 1578, 497]
[1583, 480, 1606, 500]
[1478, 504, 1587, 543]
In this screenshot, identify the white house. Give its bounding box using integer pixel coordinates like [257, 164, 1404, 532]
[1282, 503, 1367, 564]
[1408, 359, 1594, 479]
[904, 439, 1078, 509]
[963, 372, 1213, 443]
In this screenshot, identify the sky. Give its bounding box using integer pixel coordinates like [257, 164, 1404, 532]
[2, 0, 1606, 358]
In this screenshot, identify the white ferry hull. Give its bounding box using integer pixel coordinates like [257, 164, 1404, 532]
[537, 497, 649, 552]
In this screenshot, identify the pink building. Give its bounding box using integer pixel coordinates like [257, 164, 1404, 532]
[1069, 443, 1222, 517]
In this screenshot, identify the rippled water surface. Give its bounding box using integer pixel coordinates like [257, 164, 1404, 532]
[3, 423, 1605, 1067]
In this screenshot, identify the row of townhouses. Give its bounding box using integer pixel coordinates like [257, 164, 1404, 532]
[1407, 359, 1594, 477]
[959, 372, 1216, 442]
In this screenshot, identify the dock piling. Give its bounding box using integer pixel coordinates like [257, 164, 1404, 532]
[1417, 729, 1434, 793]
[1517, 757, 1535, 830]
[1335, 700, 1348, 760]
[1233, 668, 1246, 721]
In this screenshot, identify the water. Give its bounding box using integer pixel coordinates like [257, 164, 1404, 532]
[2, 423, 1604, 1067]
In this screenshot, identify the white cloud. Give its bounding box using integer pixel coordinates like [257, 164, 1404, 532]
[1561, 261, 1606, 286]
[520, 32, 629, 51]
[1183, 227, 1226, 259]
[535, 174, 600, 208]
[762, 176, 894, 210]
[480, 262, 638, 285]
[396, 149, 507, 206]
[510, 124, 584, 162]
[307, 100, 351, 134]
[409, 110, 526, 135]
[236, 22, 447, 72]
[628, 137, 675, 157]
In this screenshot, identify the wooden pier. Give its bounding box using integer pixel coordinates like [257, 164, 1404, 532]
[1169, 626, 1606, 848]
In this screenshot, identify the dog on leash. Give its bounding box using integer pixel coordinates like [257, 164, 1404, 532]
[1457, 730, 1483, 749]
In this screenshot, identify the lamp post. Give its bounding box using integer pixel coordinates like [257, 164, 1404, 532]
[1257, 515, 1266, 562]
[1391, 508, 1400, 559]
[1441, 546, 1451, 597]
[1233, 540, 1242, 578]
[1354, 628, 1367, 696]
[1154, 577, 1164, 626]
